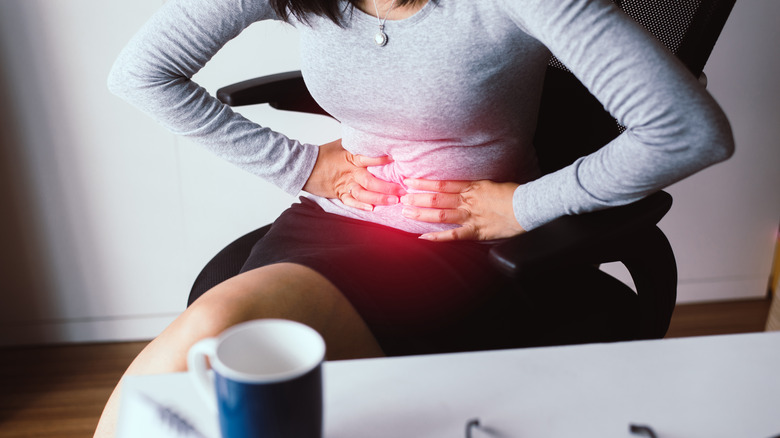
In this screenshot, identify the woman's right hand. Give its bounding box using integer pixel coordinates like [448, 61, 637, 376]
[302, 139, 406, 211]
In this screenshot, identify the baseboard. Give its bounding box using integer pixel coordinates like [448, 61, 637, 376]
[600, 262, 768, 304]
[676, 277, 769, 304]
[0, 314, 177, 347]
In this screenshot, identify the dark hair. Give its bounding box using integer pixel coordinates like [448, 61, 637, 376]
[270, 0, 428, 25]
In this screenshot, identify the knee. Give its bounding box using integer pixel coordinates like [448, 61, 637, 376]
[178, 290, 248, 342]
[177, 270, 293, 341]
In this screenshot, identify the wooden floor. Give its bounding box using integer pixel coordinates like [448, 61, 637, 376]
[0, 298, 773, 438]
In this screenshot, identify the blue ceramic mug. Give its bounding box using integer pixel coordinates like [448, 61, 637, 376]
[188, 319, 326, 438]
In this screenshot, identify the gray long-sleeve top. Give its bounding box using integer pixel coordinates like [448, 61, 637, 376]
[108, 0, 734, 233]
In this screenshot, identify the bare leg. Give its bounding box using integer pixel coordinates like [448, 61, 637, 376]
[94, 263, 383, 437]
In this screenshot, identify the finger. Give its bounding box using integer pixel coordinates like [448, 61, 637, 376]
[341, 185, 374, 212]
[419, 226, 478, 242]
[350, 153, 394, 168]
[343, 197, 374, 212]
[403, 178, 472, 194]
[402, 206, 468, 224]
[356, 170, 407, 197]
[350, 183, 400, 206]
[400, 192, 461, 209]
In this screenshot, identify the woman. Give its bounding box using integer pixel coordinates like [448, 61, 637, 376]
[97, 0, 733, 435]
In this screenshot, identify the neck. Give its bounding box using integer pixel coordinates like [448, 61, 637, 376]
[356, 0, 426, 20]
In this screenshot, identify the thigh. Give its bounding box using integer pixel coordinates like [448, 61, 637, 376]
[184, 263, 384, 360]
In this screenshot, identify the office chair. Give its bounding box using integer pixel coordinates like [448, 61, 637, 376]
[188, 0, 736, 355]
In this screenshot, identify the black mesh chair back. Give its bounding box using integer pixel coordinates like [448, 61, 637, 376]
[537, 0, 736, 175]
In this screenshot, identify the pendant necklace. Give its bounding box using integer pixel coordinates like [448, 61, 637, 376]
[371, 0, 398, 46]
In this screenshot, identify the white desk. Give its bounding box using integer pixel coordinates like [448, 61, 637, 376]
[117, 332, 780, 438]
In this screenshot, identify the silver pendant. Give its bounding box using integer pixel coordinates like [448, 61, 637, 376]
[374, 24, 388, 46]
[374, 31, 388, 46]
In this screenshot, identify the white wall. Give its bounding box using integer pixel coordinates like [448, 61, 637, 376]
[0, 0, 777, 346]
[0, 0, 339, 345]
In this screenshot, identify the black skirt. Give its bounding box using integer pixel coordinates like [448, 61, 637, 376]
[237, 198, 638, 355]
[238, 199, 506, 338]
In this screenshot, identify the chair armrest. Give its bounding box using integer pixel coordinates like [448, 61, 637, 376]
[216, 70, 331, 117]
[489, 191, 673, 277]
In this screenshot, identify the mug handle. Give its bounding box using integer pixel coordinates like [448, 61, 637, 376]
[187, 337, 219, 412]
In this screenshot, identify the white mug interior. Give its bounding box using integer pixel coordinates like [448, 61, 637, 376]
[211, 319, 326, 383]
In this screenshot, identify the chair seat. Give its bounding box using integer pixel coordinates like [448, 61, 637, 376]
[187, 225, 271, 307]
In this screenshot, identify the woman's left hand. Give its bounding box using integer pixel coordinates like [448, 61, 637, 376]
[401, 178, 526, 241]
